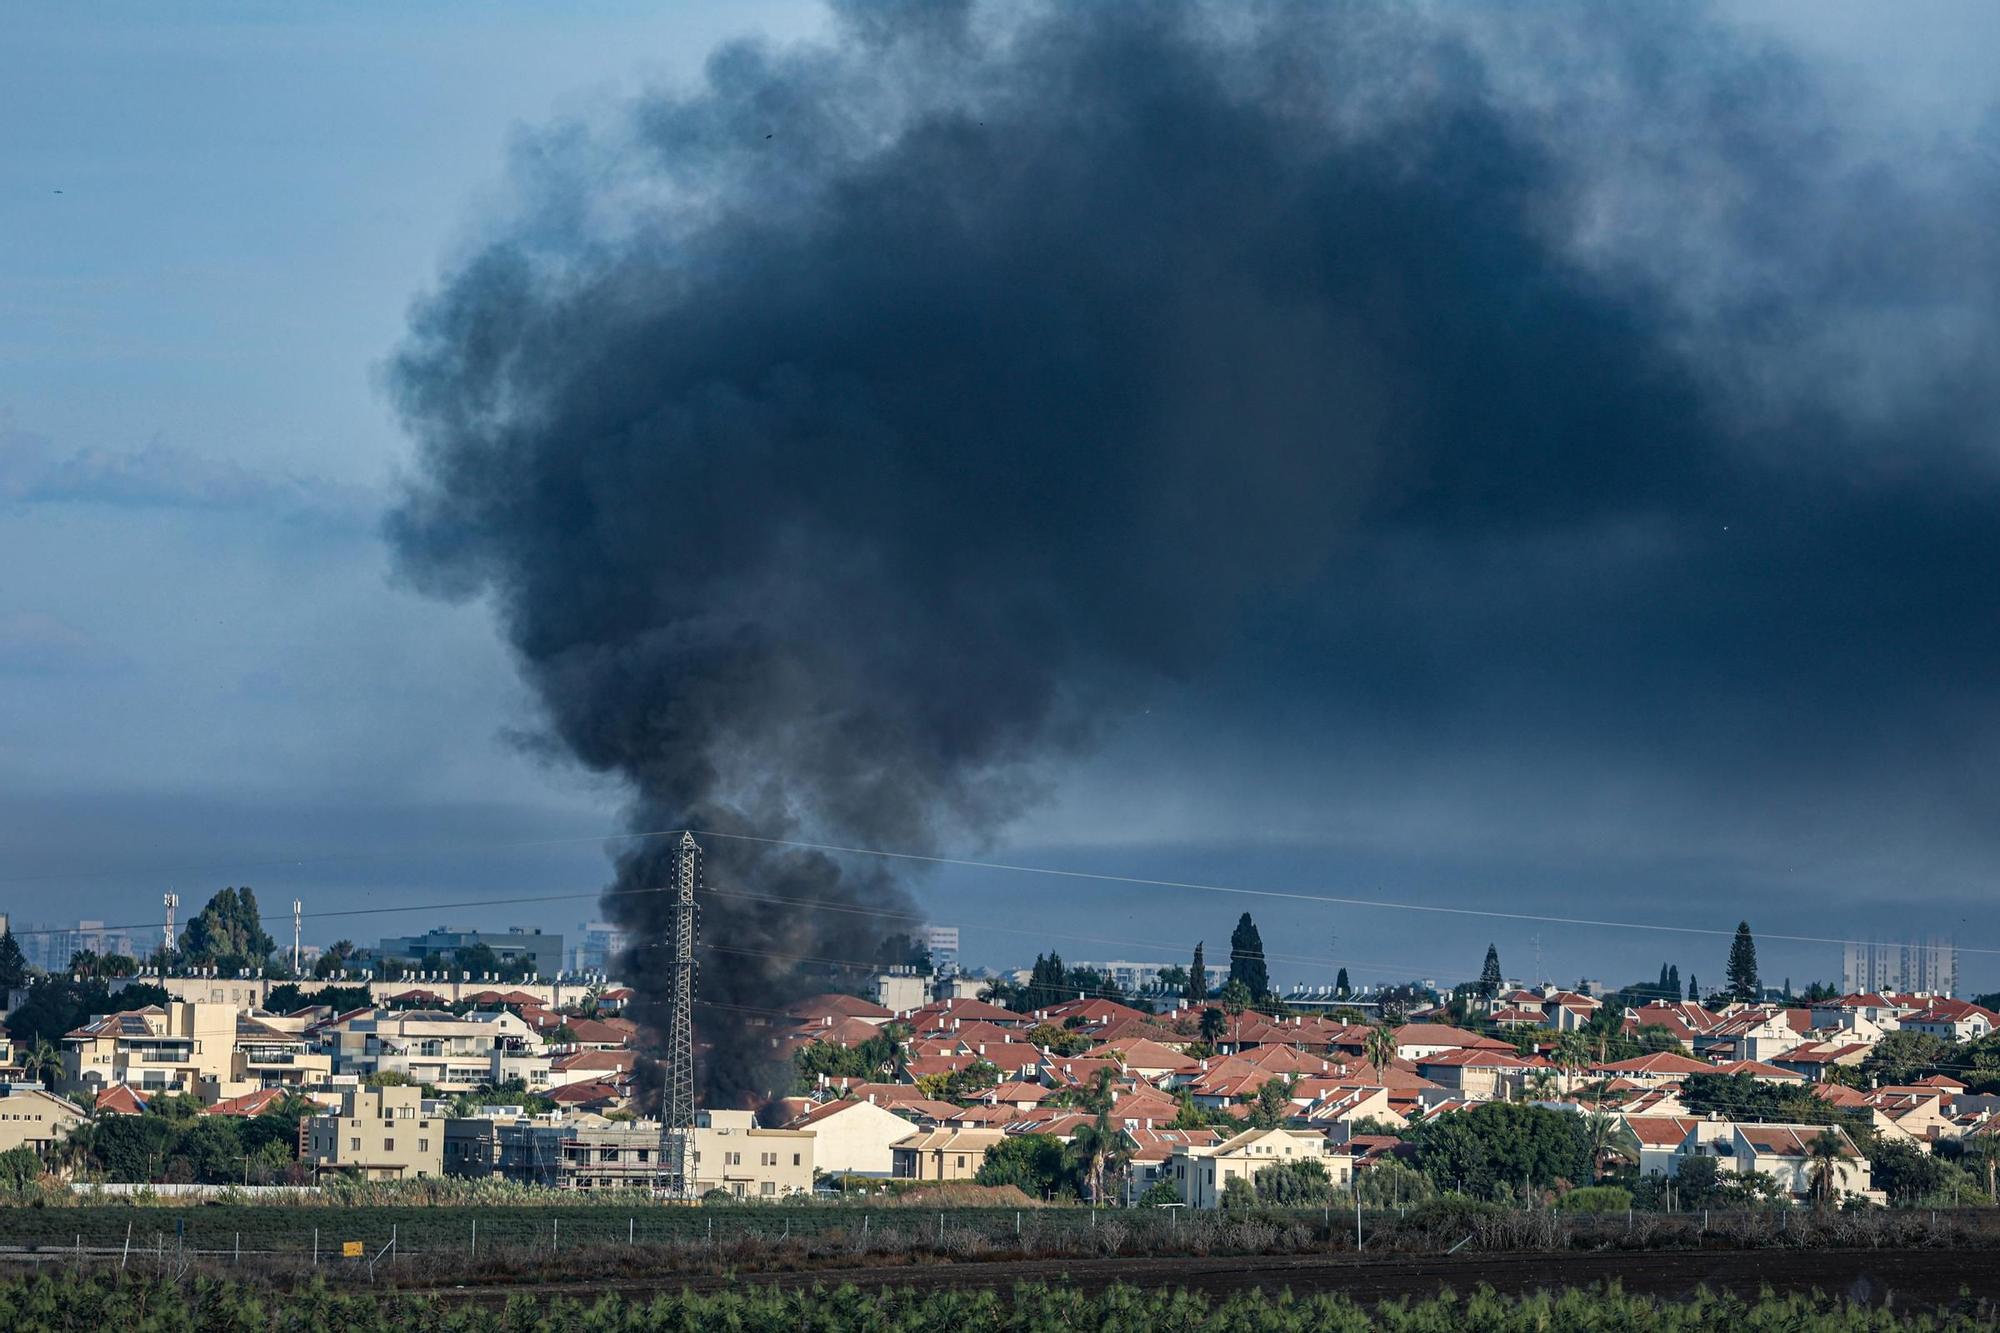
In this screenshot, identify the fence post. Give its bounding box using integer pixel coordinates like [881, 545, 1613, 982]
[1354, 1188, 1363, 1250]
[1015, 1211, 1021, 1238]
[937, 1212, 944, 1245]
[312, 1227, 318, 1266]
[391, 1223, 397, 1266]
[120, 1222, 132, 1271]
[234, 1232, 240, 1265]
[74, 1234, 80, 1268]
[471, 1219, 476, 1259]
[553, 1218, 559, 1252]
[629, 1217, 635, 1245]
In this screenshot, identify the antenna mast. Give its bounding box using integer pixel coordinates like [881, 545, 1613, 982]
[292, 899, 303, 973]
[162, 893, 179, 964]
[660, 832, 701, 1199]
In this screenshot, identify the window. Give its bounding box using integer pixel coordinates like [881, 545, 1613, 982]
[418, 1139, 430, 1152]
[349, 1138, 360, 1151]
[956, 1155, 966, 1168]
[792, 1153, 801, 1167]
[760, 1181, 775, 1196]
[384, 1138, 395, 1151]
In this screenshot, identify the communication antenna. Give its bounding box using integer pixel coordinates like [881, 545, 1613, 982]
[659, 832, 701, 1200]
[293, 900, 304, 973]
[163, 893, 179, 959]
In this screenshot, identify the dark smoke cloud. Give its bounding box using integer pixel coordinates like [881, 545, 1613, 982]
[389, 1, 2000, 1098]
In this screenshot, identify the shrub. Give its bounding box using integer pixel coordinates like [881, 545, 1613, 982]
[1556, 1185, 1632, 1212]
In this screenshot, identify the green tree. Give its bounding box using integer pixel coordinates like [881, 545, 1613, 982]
[1365, 1022, 1397, 1082]
[1221, 1174, 1256, 1210]
[312, 940, 357, 979]
[0, 1146, 43, 1191]
[1198, 1006, 1226, 1045]
[1478, 945, 1503, 1000]
[1725, 922, 1760, 1002]
[1026, 1022, 1091, 1057]
[23, 1039, 62, 1091]
[974, 1133, 1075, 1198]
[1335, 967, 1350, 997]
[1227, 914, 1269, 1001]
[1686, 974, 1699, 1002]
[1247, 1076, 1293, 1129]
[0, 930, 27, 992]
[874, 933, 933, 975]
[1407, 1101, 1592, 1200]
[1861, 1030, 1954, 1086]
[1807, 1129, 1845, 1210]
[1137, 1176, 1180, 1206]
[1667, 964, 1681, 998]
[1252, 1157, 1335, 1205]
[1961, 1132, 2000, 1204]
[180, 887, 276, 971]
[1354, 1156, 1434, 1207]
[1186, 942, 1208, 1003]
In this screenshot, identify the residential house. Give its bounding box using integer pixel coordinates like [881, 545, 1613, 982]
[1415, 1049, 1548, 1101]
[787, 1097, 915, 1175]
[1169, 1127, 1353, 1209]
[302, 1084, 443, 1180]
[0, 1085, 86, 1160]
[692, 1109, 815, 1200]
[1898, 1000, 1999, 1043]
[1122, 1127, 1220, 1204]
[1670, 1120, 1877, 1201]
[890, 1127, 1004, 1181]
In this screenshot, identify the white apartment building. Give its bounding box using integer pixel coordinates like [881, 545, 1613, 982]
[314, 1009, 551, 1092]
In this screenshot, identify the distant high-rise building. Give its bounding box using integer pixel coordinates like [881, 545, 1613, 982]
[20, 920, 136, 974]
[921, 924, 960, 977]
[1843, 938, 1957, 997]
[570, 921, 629, 975]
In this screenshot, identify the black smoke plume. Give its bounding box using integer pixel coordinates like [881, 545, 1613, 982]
[389, 2, 2000, 1100]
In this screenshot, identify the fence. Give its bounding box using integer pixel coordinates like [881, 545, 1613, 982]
[1, 1203, 1996, 1281]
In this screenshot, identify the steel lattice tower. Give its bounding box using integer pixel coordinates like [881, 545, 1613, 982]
[659, 831, 701, 1198]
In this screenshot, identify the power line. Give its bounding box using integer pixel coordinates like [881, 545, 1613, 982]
[686, 828, 2000, 959]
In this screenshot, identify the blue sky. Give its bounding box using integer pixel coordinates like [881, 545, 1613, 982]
[5, 1, 2000, 996]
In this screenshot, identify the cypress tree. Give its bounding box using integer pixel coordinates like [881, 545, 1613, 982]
[1687, 974, 1699, 1002]
[1335, 967, 1350, 997]
[1666, 964, 1680, 998]
[1186, 943, 1208, 1003]
[1478, 945, 1503, 999]
[0, 930, 23, 992]
[1726, 922, 1760, 1001]
[1227, 913, 1269, 1001]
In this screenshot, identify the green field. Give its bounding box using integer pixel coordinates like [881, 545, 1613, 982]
[0, 1203, 1155, 1258]
[1, 1272, 1994, 1333]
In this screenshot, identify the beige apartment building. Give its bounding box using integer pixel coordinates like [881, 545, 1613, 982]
[0, 1086, 86, 1159]
[889, 1127, 1003, 1181]
[691, 1109, 815, 1199]
[61, 1002, 237, 1101]
[303, 1084, 443, 1180]
[1170, 1127, 1353, 1209]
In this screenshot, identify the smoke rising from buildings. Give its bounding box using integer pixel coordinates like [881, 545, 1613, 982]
[388, 2, 2000, 1100]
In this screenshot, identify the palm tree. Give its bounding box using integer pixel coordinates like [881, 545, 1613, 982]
[1365, 1023, 1397, 1082]
[1807, 1129, 1846, 1211]
[1583, 1112, 1636, 1182]
[1554, 1031, 1591, 1096]
[24, 1040, 62, 1093]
